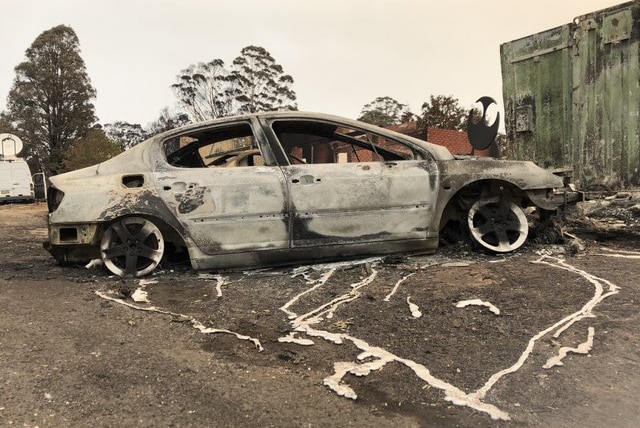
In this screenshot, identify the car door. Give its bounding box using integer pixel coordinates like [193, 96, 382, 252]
[265, 118, 438, 247]
[154, 120, 290, 255]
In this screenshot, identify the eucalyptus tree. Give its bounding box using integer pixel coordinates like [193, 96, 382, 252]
[171, 59, 235, 122]
[229, 46, 297, 114]
[5, 25, 96, 174]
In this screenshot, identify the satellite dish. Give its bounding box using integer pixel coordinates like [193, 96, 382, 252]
[0, 133, 24, 158]
[467, 97, 500, 151]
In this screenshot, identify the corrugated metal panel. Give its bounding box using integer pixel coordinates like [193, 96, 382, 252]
[501, 1, 640, 188]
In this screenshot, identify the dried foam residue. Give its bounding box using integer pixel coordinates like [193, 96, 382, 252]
[456, 299, 501, 315]
[279, 263, 510, 420]
[198, 273, 229, 298]
[464, 254, 620, 408]
[277, 254, 621, 421]
[95, 290, 263, 351]
[277, 332, 314, 346]
[406, 296, 422, 318]
[85, 259, 103, 269]
[383, 272, 415, 301]
[131, 288, 150, 303]
[543, 327, 595, 369]
[130, 278, 157, 303]
[596, 247, 640, 259]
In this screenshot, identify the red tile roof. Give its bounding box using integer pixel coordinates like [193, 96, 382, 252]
[386, 121, 495, 157]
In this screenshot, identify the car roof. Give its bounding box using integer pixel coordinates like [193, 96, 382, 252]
[153, 111, 454, 160]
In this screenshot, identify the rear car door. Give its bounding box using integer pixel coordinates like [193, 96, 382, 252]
[264, 118, 438, 247]
[154, 120, 290, 254]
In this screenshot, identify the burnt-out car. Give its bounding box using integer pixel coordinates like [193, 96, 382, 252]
[45, 112, 577, 277]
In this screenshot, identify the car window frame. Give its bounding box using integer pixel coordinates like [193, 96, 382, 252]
[160, 119, 277, 169]
[260, 117, 426, 166]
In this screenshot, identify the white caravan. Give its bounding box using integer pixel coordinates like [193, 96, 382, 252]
[0, 133, 35, 203]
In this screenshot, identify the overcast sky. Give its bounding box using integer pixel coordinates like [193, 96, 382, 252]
[0, 0, 623, 128]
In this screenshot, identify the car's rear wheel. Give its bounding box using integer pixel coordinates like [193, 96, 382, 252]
[467, 197, 528, 252]
[100, 217, 165, 277]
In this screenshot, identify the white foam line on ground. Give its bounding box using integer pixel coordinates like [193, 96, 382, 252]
[305, 325, 510, 420]
[407, 296, 422, 318]
[277, 332, 314, 346]
[599, 247, 640, 255]
[190, 321, 263, 351]
[296, 271, 378, 328]
[95, 290, 264, 351]
[291, 257, 381, 277]
[197, 274, 230, 298]
[543, 327, 595, 369]
[279, 254, 623, 421]
[469, 255, 620, 403]
[280, 268, 336, 320]
[535, 256, 620, 339]
[550, 313, 596, 339]
[281, 266, 510, 420]
[131, 278, 158, 303]
[456, 299, 500, 315]
[595, 253, 640, 259]
[131, 288, 150, 303]
[383, 272, 415, 301]
[85, 259, 103, 269]
[209, 275, 228, 298]
[215, 277, 225, 298]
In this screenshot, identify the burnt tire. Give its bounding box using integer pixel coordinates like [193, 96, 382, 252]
[100, 217, 165, 277]
[467, 197, 528, 253]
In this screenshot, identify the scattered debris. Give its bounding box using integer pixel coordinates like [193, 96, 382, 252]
[563, 230, 586, 254]
[329, 318, 354, 332]
[567, 196, 640, 241]
[382, 254, 409, 264]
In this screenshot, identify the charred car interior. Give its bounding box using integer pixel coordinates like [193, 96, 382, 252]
[44, 111, 579, 277]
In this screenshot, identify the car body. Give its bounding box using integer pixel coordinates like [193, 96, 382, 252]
[45, 112, 578, 277]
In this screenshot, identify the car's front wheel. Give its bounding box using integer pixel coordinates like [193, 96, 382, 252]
[100, 217, 165, 277]
[467, 197, 528, 252]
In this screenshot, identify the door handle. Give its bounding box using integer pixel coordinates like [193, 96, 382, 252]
[291, 175, 317, 185]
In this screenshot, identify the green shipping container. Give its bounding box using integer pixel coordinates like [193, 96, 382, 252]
[501, 1, 640, 188]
